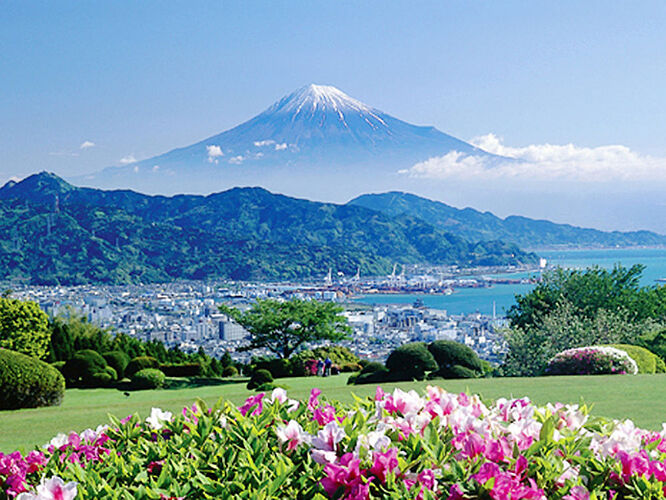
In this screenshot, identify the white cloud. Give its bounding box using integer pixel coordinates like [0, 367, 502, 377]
[402, 134, 666, 182]
[229, 155, 245, 165]
[49, 151, 79, 157]
[254, 139, 275, 147]
[133, 166, 139, 173]
[119, 154, 137, 165]
[206, 145, 224, 164]
[152, 165, 160, 172]
[274, 143, 287, 151]
[80, 140, 96, 150]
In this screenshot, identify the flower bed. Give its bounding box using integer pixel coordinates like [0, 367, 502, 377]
[2, 386, 666, 499]
[545, 346, 639, 376]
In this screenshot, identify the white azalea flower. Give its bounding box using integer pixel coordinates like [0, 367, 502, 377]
[146, 407, 173, 430]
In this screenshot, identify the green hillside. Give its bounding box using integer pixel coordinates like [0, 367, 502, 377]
[349, 191, 666, 248]
[0, 173, 536, 285]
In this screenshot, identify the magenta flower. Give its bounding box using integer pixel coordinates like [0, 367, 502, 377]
[238, 393, 265, 417]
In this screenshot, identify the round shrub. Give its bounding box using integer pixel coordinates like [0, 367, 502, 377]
[0, 348, 65, 410]
[385, 342, 438, 381]
[62, 349, 108, 387]
[340, 362, 362, 373]
[131, 368, 166, 390]
[126, 356, 159, 377]
[608, 344, 659, 374]
[0, 297, 51, 360]
[247, 369, 273, 390]
[656, 357, 666, 373]
[222, 365, 238, 377]
[51, 360, 66, 374]
[545, 346, 638, 376]
[360, 361, 385, 375]
[90, 371, 114, 388]
[268, 358, 292, 378]
[353, 366, 390, 385]
[103, 351, 130, 379]
[435, 364, 478, 379]
[428, 340, 483, 373]
[159, 362, 203, 377]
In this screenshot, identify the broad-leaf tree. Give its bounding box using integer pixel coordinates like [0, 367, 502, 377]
[219, 299, 351, 359]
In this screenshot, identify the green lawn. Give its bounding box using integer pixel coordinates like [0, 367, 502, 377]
[2, 374, 666, 453]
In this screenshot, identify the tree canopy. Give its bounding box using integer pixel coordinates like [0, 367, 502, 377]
[507, 265, 666, 330]
[219, 299, 351, 359]
[501, 265, 666, 376]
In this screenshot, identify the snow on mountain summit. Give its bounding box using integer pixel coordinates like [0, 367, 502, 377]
[269, 84, 376, 115]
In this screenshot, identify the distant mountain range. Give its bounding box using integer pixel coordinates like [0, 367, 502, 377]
[349, 192, 666, 249]
[76, 84, 502, 198]
[0, 173, 533, 285]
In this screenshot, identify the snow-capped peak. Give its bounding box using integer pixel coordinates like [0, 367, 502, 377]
[268, 84, 375, 116]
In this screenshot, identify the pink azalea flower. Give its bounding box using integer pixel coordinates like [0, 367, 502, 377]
[562, 486, 590, 500]
[238, 393, 265, 417]
[369, 447, 399, 484]
[16, 476, 78, 500]
[311, 421, 346, 452]
[275, 420, 308, 451]
[308, 388, 322, 411]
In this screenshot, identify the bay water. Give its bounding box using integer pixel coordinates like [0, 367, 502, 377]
[353, 247, 666, 316]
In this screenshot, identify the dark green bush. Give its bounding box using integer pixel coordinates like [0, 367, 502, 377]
[126, 356, 159, 377]
[103, 351, 130, 379]
[222, 365, 238, 377]
[255, 382, 289, 392]
[385, 342, 437, 380]
[340, 362, 362, 373]
[436, 364, 479, 379]
[354, 366, 390, 385]
[62, 349, 108, 387]
[90, 370, 114, 387]
[51, 360, 66, 373]
[268, 358, 292, 378]
[131, 368, 166, 390]
[247, 369, 273, 390]
[159, 362, 203, 377]
[0, 349, 65, 409]
[360, 361, 385, 375]
[428, 340, 483, 373]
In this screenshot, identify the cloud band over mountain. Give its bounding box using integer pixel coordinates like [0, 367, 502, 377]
[402, 134, 666, 182]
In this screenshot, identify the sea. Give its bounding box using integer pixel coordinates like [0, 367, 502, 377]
[352, 247, 666, 317]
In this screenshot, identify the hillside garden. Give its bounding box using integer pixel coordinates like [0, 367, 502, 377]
[2, 265, 666, 498]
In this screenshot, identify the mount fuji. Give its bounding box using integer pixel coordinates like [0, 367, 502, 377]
[77, 84, 499, 198]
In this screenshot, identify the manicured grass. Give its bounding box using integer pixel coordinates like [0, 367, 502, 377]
[2, 374, 666, 453]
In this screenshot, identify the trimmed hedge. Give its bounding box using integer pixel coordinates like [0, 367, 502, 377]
[609, 344, 659, 374]
[428, 340, 483, 374]
[131, 368, 166, 390]
[247, 369, 273, 390]
[435, 364, 478, 379]
[0, 348, 65, 410]
[159, 363, 203, 377]
[62, 349, 108, 387]
[126, 356, 159, 377]
[385, 342, 437, 381]
[103, 351, 130, 379]
[222, 365, 238, 377]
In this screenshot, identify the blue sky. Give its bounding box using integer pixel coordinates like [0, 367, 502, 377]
[2, 1, 666, 230]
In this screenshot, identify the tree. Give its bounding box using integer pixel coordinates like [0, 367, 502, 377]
[219, 299, 351, 359]
[0, 297, 50, 359]
[507, 264, 666, 330]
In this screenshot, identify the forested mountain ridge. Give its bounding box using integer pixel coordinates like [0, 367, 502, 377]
[349, 191, 666, 249]
[0, 173, 536, 285]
